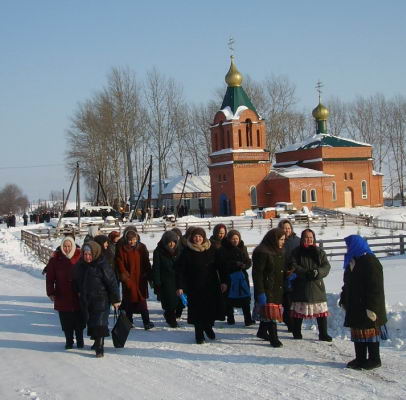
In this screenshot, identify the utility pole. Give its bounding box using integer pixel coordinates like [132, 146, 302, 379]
[175, 170, 192, 221]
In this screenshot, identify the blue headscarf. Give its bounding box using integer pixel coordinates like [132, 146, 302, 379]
[343, 235, 374, 270]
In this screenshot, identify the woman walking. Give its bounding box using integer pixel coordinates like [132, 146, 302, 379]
[175, 227, 224, 344]
[340, 235, 388, 370]
[74, 241, 121, 357]
[217, 230, 254, 326]
[289, 229, 332, 341]
[152, 231, 184, 327]
[252, 228, 285, 347]
[46, 236, 84, 349]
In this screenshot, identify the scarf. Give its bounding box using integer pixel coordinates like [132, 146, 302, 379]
[60, 236, 76, 260]
[187, 239, 211, 252]
[343, 235, 373, 270]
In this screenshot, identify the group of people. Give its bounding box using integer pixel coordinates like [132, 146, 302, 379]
[45, 221, 387, 370]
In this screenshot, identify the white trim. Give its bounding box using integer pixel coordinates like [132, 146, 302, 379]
[310, 189, 317, 202]
[210, 148, 266, 156]
[301, 189, 308, 203]
[361, 180, 368, 199]
[208, 161, 234, 167]
[302, 158, 323, 163]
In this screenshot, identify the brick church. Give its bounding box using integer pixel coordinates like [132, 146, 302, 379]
[208, 57, 384, 216]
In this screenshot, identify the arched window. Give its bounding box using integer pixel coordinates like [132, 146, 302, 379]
[310, 189, 317, 202]
[213, 132, 217, 151]
[227, 130, 230, 148]
[349, 172, 353, 180]
[332, 182, 337, 201]
[301, 189, 307, 203]
[219, 122, 225, 149]
[218, 174, 222, 183]
[361, 180, 367, 199]
[246, 119, 253, 146]
[223, 174, 227, 182]
[250, 186, 257, 207]
[238, 129, 242, 147]
[344, 172, 348, 180]
[256, 130, 260, 147]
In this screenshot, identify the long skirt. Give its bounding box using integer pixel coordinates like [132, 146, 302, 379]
[290, 301, 329, 319]
[351, 325, 389, 343]
[253, 303, 283, 323]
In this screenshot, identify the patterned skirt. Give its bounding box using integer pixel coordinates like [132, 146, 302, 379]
[351, 325, 389, 343]
[290, 301, 329, 319]
[253, 303, 283, 323]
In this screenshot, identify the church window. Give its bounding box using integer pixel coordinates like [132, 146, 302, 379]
[227, 130, 230, 148]
[349, 172, 353, 180]
[332, 182, 337, 201]
[218, 174, 222, 183]
[238, 130, 242, 147]
[213, 133, 217, 151]
[301, 189, 308, 203]
[361, 180, 367, 199]
[219, 122, 225, 149]
[310, 189, 317, 202]
[246, 119, 253, 146]
[223, 174, 227, 182]
[257, 130, 260, 147]
[344, 173, 348, 180]
[250, 186, 257, 207]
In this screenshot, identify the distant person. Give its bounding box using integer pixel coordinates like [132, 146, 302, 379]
[175, 227, 224, 344]
[289, 229, 332, 342]
[46, 236, 84, 349]
[74, 241, 121, 358]
[278, 219, 300, 332]
[152, 231, 184, 327]
[217, 230, 254, 326]
[340, 235, 388, 370]
[199, 204, 205, 218]
[22, 213, 28, 226]
[252, 228, 285, 347]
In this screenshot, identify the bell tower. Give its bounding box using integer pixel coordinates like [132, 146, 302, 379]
[209, 56, 271, 216]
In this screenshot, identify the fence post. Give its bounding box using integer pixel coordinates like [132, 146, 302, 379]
[341, 214, 345, 226]
[319, 239, 323, 249]
[208, 221, 211, 231]
[400, 234, 405, 255]
[231, 220, 234, 229]
[251, 219, 253, 229]
[270, 218, 273, 228]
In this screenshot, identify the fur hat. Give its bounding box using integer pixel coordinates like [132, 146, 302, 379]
[226, 229, 241, 242]
[82, 241, 102, 261]
[189, 227, 207, 242]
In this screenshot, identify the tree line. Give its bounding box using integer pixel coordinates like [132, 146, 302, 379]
[0, 184, 29, 215]
[65, 66, 406, 207]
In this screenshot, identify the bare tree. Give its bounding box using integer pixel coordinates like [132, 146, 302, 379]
[325, 96, 348, 136]
[0, 184, 29, 214]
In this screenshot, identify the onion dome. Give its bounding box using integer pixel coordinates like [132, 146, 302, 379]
[225, 55, 243, 87]
[312, 102, 330, 121]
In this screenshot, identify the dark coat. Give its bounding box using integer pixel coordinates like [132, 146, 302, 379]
[217, 239, 251, 304]
[252, 244, 285, 304]
[284, 234, 301, 267]
[175, 241, 225, 325]
[340, 254, 387, 329]
[209, 236, 223, 250]
[152, 243, 180, 312]
[115, 242, 152, 305]
[46, 248, 81, 312]
[73, 256, 120, 331]
[289, 245, 330, 303]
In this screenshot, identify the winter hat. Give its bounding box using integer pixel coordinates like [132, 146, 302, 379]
[94, 234, 108, 249]
[261, 227, 285, 252]
[189, 227, 207, 242]
[160, 230, 179, 247]
[61, 236, 76, 259]
[171, 227, 182, 239]
[108, 231, 120, 242]
[343, 235, 374, 270]
[213, 223, 227, 239]
[82, 241, 102, 261]
[227, 229, 241, 242]
[126, 230, 139, 241]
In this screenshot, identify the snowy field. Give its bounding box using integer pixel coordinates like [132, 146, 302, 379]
[1, 217, 406, 400]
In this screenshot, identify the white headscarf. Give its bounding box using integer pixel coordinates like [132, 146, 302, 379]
[60, 236, 76, 259]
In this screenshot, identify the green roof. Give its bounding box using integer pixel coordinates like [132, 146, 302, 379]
[220, 86, 259, 117]
[300, 135, 369, 149]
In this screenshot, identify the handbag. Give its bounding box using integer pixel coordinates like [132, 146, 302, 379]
[112, 309, 132, 348]
[228, 271, 251, 299]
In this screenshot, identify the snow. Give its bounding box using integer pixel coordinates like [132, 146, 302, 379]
[1, 219, 406, 399]
[219, 105, 249, 120]
[267, 165, 334, 179]
[210, 148, 266, 156]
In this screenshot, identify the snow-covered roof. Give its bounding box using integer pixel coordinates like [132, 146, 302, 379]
[277, 134, 370, 154]
[140, 175, 211, 199]
[372, 170, 384, 176]
[220, 105, 249, 120]
[266, 165, 334, 179]
[210, 148, 265, 156]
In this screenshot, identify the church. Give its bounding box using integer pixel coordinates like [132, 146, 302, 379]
[208, 57, 384, 216]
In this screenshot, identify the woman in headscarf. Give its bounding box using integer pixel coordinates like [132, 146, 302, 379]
[46, 236, 84, 349]
[153, 231, 184, 327]
[217, 229, 254, 326]
[74, 241, 121, 357]
[115, 229, 154, 330]
[340, 235, 388, 370]
[252, 228, 286, 347]
[175, 227, 224, 344]
[209, 223, 227, 250]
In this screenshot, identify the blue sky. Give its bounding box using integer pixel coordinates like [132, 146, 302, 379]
[1, 0, 405, 201]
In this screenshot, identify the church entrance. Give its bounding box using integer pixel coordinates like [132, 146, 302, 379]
[344, 187, 354, 208]
[220, 193, 231, 216]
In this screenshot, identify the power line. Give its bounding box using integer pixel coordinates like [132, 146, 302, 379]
[0, 163, 65, 170]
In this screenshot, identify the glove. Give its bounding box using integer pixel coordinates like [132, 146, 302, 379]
[287, 273, 297, 282]
[180, 293, 188, 307]
[366, 309, 377, 322]
[256, 293, 266, 306]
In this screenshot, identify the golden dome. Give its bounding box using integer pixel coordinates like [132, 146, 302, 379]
[225, 55, 243, 87]
[312, 102, 329, 121]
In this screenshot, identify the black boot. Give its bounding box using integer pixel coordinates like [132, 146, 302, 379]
[175, 303, 183, 319]
[195, 325, 205, 344]
[256, 321, 270, 340]
[165, 311, 178, 328]
[268, 321, 283, 348]
[204, 324, 216, 340]
[347, 342, 367, 369]
[95, 337, 104, 358]
[317, 317, 332, 342]
[242, 304, 255, 326]
[364, 342, 381, 369]
[75, 330, 84, 348]
[141, 310, 154, 330]
[226, 305, 235, 325]
[64, 330, 74, 349]
[292, 318, 303, 339]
